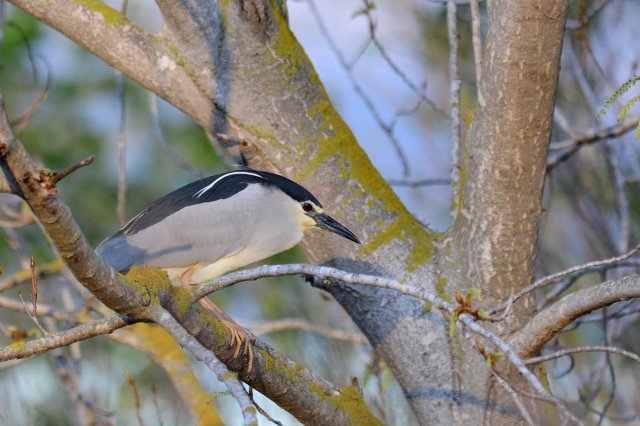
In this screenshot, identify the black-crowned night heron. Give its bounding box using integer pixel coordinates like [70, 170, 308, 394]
[96, 169, 360, 367]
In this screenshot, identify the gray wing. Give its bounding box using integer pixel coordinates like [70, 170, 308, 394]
[96, 185, 263, 271]
[96, 232, 145, 272]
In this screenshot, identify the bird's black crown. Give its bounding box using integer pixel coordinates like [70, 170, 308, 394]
[256, 171, 322, 206]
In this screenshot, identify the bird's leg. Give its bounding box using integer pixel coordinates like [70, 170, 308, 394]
[181, 266, 254, 372]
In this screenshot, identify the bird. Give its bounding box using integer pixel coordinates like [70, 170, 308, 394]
[96, 169, 360, 369]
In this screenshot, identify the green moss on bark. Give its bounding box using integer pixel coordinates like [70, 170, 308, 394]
[72, 0, 129, 28]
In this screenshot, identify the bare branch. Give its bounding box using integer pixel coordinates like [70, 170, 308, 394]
[0, 259, 62, 293]
[388, 177, 452, 187]
[306, 0, 411, 177]
[18, 292, 47, 335]
[242, 318, 368, 345]
[193, 263, 560, 405]
[8, 0, 216, 131]
[0, 294, 78, 323]
[247, 387, 284, 426]
[490, 244, 640, 320]
[125, 369, 145, 426]
[17, 258, 48, 335]
[547, 117, 639, 169]
[605, 143, 630, 254]
[147, 93, 207, 177]
[50, 156, 95, 185]
[447, 0, 462, 202]
[361, 2, 448, 117]
[565, 0, 614, 29]
[0, 314, 129, 362]
[116, 69, 127, 226]
[470, 0, 483, 101]
[10, 53, 52, 136]
[491, 371, 536, 426]
[150, 307, 258, 426]
[511, 275, 640, 357]
[0, 94, 146, 313]
[526, 346, 640, 366]
[491, 369, 584, 426]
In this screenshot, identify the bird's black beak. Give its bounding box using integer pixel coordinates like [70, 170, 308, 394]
[314, 213, 361, 244]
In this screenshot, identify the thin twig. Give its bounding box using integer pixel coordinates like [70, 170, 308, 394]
[605, 143, 630, 254]
[598, 308, 615, 426]
[11, 55, 52, 136]
[50, 156, 95, 185]
[147, 93, 207, 177]
[247, 388, 284, 426]
[493, 368, 583, 425]
[491, 370, 536, 426]
[242, 318, 367, 344]
[388, 177, 452, 187]
[538, 259, 640, 310]
[566, 0, 614, 29]
[490, 244, 640, 320]
[4, 24, 52, 136]
[126, 369, 145, 426]
[526, 346, 640, 371]
[207, 132, 244, 169]
[18, 256, 49, 336]
[547, 114, 638, 170]
[511, 275, 640, 358]
[44, 316, 85, 425]
[151, 383, 164, 426]
[306, 0, 412, 177]
[447, 0, 462, 208]
[364, 8, 447, 117]
[470, 0, 483, 104]
[30, 256, 38, 317]
[0, 260, 62, 293]
[115, 0, 130, 225]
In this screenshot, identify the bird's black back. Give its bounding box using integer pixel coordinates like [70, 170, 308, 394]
[107, 169, 320, 238]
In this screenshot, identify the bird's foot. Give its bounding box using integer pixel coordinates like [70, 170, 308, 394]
[199, 297, 255, 373]
[220, 316, 255, 373]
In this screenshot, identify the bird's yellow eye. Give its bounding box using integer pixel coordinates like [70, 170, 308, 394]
[302, 202, 313, 212]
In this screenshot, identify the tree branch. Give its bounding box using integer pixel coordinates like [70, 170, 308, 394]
[0, 314, 129, 361]
[0, 295, 79, 323]
[510, 275, 640, 358]
[490, 244, 640, 320]
[191, 263, 562, 406]
[447, 0, 462, 199]
[525, 346, 640, 365]
[149, 306, 258, 426]
[0, 92, 380, 425]
[547, 116, 639, 170]
[242, 318, 367, 345]
[7, 0, 215, 130]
